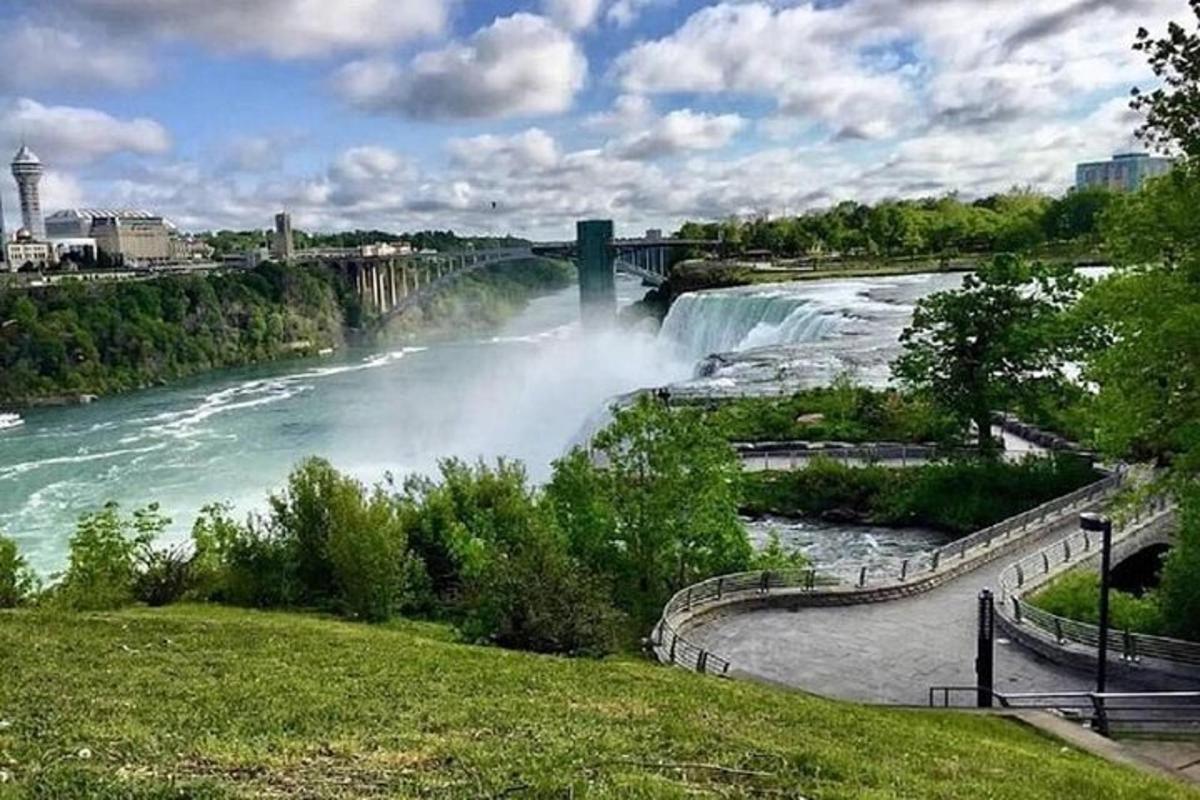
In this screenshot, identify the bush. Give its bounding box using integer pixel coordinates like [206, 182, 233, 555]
[133, 545, 194, 607]
[56, 503, 169, 611]
[463, 526, 623, 656]
[1030, 570, 1166, 637]
[749, 531, 810, 572]
[1157, 486, 1200, 641]
[192, 505, 299, 609]
[325, 486, 417, 622]
[0, 534, 37, 607]
[742, 454, 1098, 535]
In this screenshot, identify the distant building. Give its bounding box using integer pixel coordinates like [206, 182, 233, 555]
[221, 247, 270, 270]
[1076, 152, 1174, 192]
[358, 241, 412, 258]
[52, 238, 98, 265]
[46, 209, 167, 239]
[11, 146, 45, 239]
[5, 228, 54, 271]
[170, 236, 214, 262]
[91, 215, 172, 266]
[272, 212, 295, 261]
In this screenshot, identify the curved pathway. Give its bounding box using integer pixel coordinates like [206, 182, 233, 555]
[688, 508, 1189, 705]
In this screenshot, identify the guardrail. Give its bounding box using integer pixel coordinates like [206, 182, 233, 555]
[927, 688, 1200, 736]
[653, 468, 1125, 675]
[735, 443, 955, 469]
[996, 497, 1200, 670]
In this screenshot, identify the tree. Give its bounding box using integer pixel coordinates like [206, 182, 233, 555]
[893, 255, 1083, 456]
[546, 394, 749, 625]
[0, 534, 37, 607]
[1131, 1, 1200, 158]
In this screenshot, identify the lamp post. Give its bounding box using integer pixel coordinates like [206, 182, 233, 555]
[1080, 513, 1113, 695]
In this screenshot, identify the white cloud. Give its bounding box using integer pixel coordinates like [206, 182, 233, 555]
[0, 99, 171, 166]
[64, 0, 449, 58]
[448, 129, 562, 171]
[611, 108, 745, 160]
[0, 23, 153, 91]
[615, 2, 914, 140]
[585, 94, 654, 132]
[336, 14, 587, 120]
[541, 0, 606, 31]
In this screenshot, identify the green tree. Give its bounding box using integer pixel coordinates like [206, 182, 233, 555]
[1131, 1, 1200, 158]
[0, 534, 37, 608]
[893, 255, 1083, 456]
[546, 394, 749, 625]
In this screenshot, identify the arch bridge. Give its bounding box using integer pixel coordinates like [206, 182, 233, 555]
[299, 220, 716, 328]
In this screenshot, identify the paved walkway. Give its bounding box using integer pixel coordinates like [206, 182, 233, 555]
[688, 509, 1189, 705]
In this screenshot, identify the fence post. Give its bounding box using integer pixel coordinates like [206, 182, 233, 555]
[685, 587, 693, 611]
[717, 577, 724, 600]
[1122, 630, 1133, 662]
[858, 566, 868, 588]
[669, 635, 677, 663]
[1012, 597, 1022, 624]
[1016, 565, 1024, 587]
[1042, 553, 1051, 573]
[900, 559, 909, 581]
[1054, 617, 1064, 643]
[760, 571, 770, 594]
[806, 569, 816, 590]
[931, 551, 941, 571]
[697, 650, 708, 674]
[1063, 540, 1071, 562]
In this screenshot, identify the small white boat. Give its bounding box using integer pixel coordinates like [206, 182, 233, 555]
[0, 413, 24, 432]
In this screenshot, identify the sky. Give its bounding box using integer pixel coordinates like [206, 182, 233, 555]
[0, 0, 1185, 240]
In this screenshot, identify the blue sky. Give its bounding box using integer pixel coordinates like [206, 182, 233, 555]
[0, 0, 1184, 238]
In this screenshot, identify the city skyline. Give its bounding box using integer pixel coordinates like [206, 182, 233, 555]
[0, 0, 1185, 239]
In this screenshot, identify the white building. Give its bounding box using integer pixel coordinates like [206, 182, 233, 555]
[5, 228, 55, 271]
[11, 146, 45, 240]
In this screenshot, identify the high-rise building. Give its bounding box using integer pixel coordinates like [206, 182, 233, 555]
[272, 212, 295, 261]
[11, 145, 45, 239]
[1075, 152, 1173, 192]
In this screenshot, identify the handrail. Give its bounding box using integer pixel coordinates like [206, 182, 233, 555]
[653, 467, 1125, 675]
[996, 497, 1200, 668]
[926, 687, 1200, 735]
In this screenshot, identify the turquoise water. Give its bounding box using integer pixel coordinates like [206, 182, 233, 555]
[0, 277, 687, 573]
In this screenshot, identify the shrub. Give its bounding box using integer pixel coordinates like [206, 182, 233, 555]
[1157, 486, 1200, 641]
[192, 505, 299, 609]
[1030, 569, 1166, 637]
[463, 526, 623, 656]
[133, 545, 194, 607]
[749, 531, 810, 572]
[0, 534, 37, 608]
[325, 486, 417, 622]
[57, 503, 169, 611]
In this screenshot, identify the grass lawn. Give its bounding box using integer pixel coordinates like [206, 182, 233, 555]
[0, 605, 1193, 799]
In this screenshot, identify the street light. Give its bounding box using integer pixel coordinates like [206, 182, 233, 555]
[1080, 512, 1114, 694]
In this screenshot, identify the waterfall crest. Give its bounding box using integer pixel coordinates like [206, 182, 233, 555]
[658, 288, 843, 360]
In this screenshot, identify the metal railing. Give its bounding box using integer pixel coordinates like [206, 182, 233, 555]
[997, 497, 1200, 668]
[735, 443, 954, 470]
[928, 688, 1200, 736]
[653, 469, 1125, 675]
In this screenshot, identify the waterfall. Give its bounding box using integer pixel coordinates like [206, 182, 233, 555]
[658, 288, 844, 360]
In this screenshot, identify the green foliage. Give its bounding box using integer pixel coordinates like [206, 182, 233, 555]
[0, 533, 37, 607]
[1131, 2, 1200, 158]
[191, 504, 299, 609]
[56, 503, 170, 611]
[0, 264, 345, 404]
[677, 188, 1109, 260]
[703, 380, 960, 445]
[742, 455, 1098, 536]
[1157, 486, 1200, 641]
[547, 395, 750, 626]
[1030, 570, 1167, 638]
[894, 255, 1087, 455]
[748, 531, 811, 572]
[1083, 164, 1200, 468]
[132, 545, 194, 608]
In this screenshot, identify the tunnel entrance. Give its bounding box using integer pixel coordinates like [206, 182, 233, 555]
[1110, 543, 1171, 596]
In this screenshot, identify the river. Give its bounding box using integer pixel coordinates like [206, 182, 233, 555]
[0, 271, 961, 573]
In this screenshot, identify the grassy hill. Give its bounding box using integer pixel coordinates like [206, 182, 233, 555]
[0, 605, 1192, 799]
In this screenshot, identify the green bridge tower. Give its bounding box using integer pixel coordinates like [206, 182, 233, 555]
[577, 219, 616, 327]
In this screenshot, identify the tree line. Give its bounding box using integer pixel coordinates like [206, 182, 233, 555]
[677, 187, 1117, 259]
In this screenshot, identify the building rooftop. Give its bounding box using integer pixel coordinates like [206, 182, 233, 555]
[12, 145, 41, 166]
[47, 208, 160, 220]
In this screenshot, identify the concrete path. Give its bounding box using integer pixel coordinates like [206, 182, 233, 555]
[688, 509, 1188, 705]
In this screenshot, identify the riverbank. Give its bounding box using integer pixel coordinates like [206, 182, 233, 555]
[0, 259, 576, 409]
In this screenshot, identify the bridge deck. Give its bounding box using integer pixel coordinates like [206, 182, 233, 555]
[686, 507, 1191, 704]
